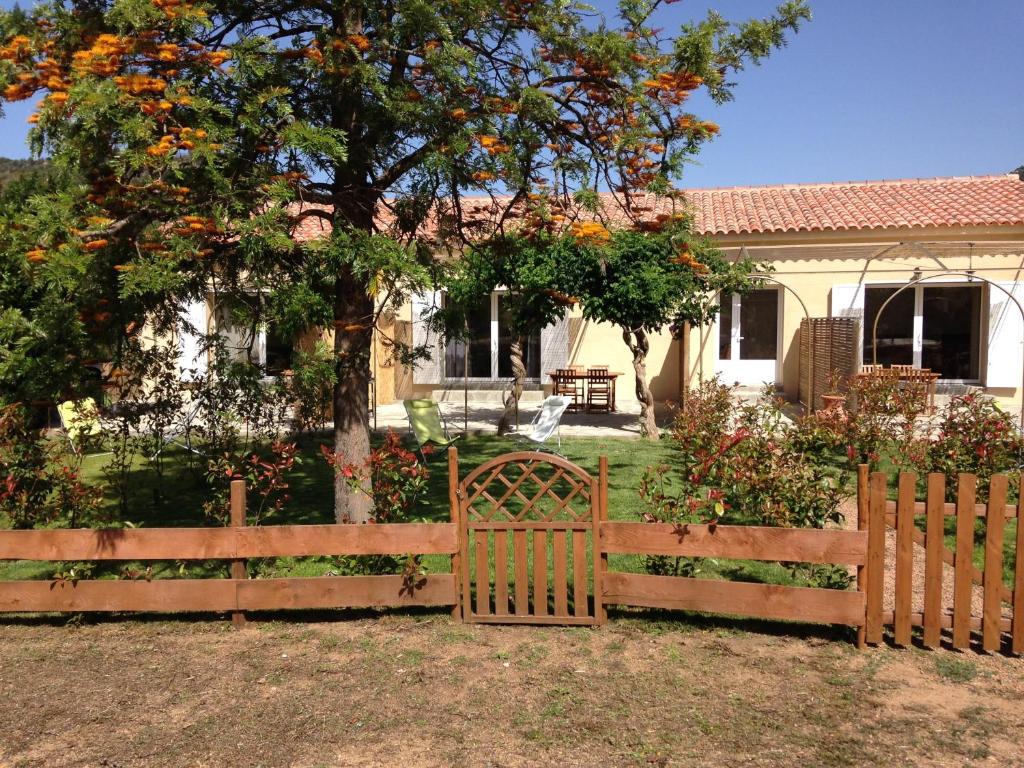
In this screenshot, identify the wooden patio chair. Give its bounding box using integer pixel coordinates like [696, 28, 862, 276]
[586, 368, 613, 413]
[553, 368, 583, 412]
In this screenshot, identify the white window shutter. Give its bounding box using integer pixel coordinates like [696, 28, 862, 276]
[831, 283, 865, 365]
[178, 297, 208, 381]
[411, 291, 443, 385]
[540, 313, 569, 372]
[987, 282, 1024, 388]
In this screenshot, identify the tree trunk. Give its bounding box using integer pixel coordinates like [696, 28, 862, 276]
[623, 327, 659, 440]
[497, 335, 526, 435]
[333, 269, 374, 522]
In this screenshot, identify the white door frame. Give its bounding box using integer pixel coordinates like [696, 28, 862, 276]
[714, 288, 781, 385]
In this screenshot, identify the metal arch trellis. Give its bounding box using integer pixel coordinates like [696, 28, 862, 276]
[869, 271, 1024, 432]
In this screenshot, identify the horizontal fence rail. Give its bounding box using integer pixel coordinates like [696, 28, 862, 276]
[0, 480, 461, 620]
[0, 523, 459, 561]
[598, 520, 869, 633]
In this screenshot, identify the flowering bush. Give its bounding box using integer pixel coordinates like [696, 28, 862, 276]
[204, 440, 298, 526]
[321, 429, 430, 576]
[321, 429, 429, 523]
[0, 403, 103, 529]
[642, 382, 848, 583]
[924, 395, 1023, 501]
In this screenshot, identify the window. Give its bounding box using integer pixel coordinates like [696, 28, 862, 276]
[443, 292, 542, 380]
[864, 284, 982, 379]
[215, 294, 294, 377]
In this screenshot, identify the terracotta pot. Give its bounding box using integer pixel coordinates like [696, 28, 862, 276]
[820, 394, 846, 414]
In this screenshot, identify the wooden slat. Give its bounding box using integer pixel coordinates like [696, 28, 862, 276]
[552, 530, 569, 617]
[449, 447, 463, 621]
[0, 579, 237, 613]
[475, 531, 490, 616]
[953, 474, 977, 649]
[466, 520, 592, 530]
[983, 474, 1008, 652]
[235, 523, 459, 557]
[594, 462, 608, 625]
[882, 609, 1012, 634]
[533, 530, 548, 616]
[885, 499, 1018, 519]
[600, 522, 868, 565]
[572, 530, 588, 618]
[884, 512, 1012, 604]
[229, 480, 247, 628]
[0, 523, 459, 562]
[894, 472, 915, 646]
[603, 573, 866, 627]
[493, 530, 509, 616]
[1015, 473, 1024, 655]
[513, 529, 528, 616]
[923, 473, 945, 648]
[865, 472, 887, 644]
[856, 465, 868, 649]
[0, 574, 459, 615]
[236, 575, 457, 610]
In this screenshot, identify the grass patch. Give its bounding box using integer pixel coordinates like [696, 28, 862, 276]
[933, 655, 978, 683]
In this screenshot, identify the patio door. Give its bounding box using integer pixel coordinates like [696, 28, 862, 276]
[716, 289, 780, 385]
[444, 292, 541, 381]
[864, 285, 982, 380]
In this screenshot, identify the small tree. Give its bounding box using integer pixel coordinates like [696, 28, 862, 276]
[563, 221, 756, 439]
[435, 233, 570, 434]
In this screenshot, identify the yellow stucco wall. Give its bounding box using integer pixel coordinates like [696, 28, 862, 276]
[684, 229, 1024, 405]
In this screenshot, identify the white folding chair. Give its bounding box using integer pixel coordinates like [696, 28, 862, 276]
[517, 395, 572, 454]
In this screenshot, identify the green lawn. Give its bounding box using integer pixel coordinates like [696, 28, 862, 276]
[0, 433, 825, 589]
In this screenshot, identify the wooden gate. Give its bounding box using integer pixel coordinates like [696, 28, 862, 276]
[449, 449, 605, 625]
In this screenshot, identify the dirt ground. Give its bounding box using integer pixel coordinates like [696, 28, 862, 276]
[2, 612, 1024, 768]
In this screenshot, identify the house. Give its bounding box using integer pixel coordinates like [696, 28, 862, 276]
[177, 172, 1024, 413]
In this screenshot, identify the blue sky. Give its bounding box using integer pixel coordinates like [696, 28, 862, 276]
[0, 0, 1021, 188]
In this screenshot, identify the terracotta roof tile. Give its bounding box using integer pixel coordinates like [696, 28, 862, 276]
[289, 173, 1024, 242]
[684, 174, 1024, 235]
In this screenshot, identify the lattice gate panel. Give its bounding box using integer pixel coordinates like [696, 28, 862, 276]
[457, 453, 601, 625]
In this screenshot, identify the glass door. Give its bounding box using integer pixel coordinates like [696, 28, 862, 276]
[863, 284, 982, 380]
[445, 293, 542, 380]
[715, 288, 780, 384]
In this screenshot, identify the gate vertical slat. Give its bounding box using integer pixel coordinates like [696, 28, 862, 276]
[553, 530, 569, 617]
[856, 464, 868, 649]
[953, 474, 977, 649]
[451, 448, 467, 622]
[513, 529, 529, 616]
[573, 530, 588, 618]
[923, 473, 946, 648]
[475, 531, 490, 616]
[865, 472, 886, 644]
[533, 530, 548, 616]
[983, 474, 1008, 652]
[894, 472, 915, 646]
[494, 530, 509, 616]
[594, 458, 608, 625]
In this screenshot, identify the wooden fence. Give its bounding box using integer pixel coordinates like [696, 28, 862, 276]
[868, 468, 1024, 653]
[1, 454, 1021, 654]
[0, 481, 460, 622]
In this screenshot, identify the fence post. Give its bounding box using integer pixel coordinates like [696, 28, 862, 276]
[856, 464, 868, 648]
[865, 471, 886, 645]
[448, 446, 464, 622]
[230, 479, 247, 628]
[593, 455, 608, 625]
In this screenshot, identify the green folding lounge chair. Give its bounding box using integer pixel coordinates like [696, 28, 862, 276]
[57, 398, 110, 456]
[403, 399, 458, 461]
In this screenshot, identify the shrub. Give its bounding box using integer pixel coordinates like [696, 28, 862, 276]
[204, 440, 299, 526]
[0, 403, 103, 529]
[924, 395, 1023, 501]
[287, 341, 335, 435]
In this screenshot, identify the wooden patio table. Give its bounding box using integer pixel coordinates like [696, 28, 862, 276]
[855, 367, 941, 412]
[546, 370, 625, 412]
